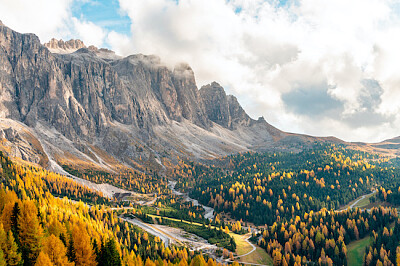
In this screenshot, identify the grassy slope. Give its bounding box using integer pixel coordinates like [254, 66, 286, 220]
[231, 234, 253, 255]
[347, 236, 370, 266]
[232, 233, 273, 265]
[239, 246, 273, 265]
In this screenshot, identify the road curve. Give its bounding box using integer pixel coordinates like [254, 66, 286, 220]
[224, 234, 270, 265]
[120, 216, 171, 247]
[337, 190, 376, 212]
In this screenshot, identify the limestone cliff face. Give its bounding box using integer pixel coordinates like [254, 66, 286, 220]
[110, 55, 210, 129]
[0, 24, 213, 140]
[200, 82, 252, 129]
[0, 23, 289, 168]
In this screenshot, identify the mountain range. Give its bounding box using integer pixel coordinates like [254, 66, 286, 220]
[0, 21, 397, 174]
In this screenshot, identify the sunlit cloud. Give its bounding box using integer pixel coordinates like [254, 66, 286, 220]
[2, 0, 400, 142]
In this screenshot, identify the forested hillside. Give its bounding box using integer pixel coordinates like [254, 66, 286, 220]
[0, 152, 225, 266]
[174, 144, 395, 225]
[170, 144, 400, 265]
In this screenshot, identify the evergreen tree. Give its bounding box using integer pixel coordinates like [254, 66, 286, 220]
[189, 255, 207, 266]
[10, 202, 20, 245]
[0, 248, 7, 266]
[98, 238, 122, 266]
[42, 234, 73, 266]
[66, 236, 76, 263]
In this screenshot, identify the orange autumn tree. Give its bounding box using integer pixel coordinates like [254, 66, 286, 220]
[72, 223, 97, 266]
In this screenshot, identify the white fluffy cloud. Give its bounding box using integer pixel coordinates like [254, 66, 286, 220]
[0, 0, 73, 41]
[0, 0, 107, 47]
[72, 17, 106, 47]
[109, 0, 400, 142]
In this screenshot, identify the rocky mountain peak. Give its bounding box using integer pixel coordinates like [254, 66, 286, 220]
[44, 38, 86, 53]
[0, 20, 4, 27]
[200, 82, 252, 129]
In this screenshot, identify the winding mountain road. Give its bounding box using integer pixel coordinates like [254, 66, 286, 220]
[337, 190, 376, 212]
[349, 191, 376, 208]
[168, 180, 214, 220]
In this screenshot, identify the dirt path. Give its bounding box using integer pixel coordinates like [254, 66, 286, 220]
[224, 233, 272, 266]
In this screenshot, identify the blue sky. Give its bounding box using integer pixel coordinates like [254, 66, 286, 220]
[72, 0, 131, 36]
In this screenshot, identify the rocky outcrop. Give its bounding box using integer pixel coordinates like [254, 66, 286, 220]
[111, 56, 210, 129]
[44, 38, 86, 53]
[200, 82, 251, 129]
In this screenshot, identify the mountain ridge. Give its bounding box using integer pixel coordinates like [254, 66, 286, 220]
[0, 22, 395, 174]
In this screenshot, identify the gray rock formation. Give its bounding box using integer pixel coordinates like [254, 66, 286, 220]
[44, 38, 86, 53]
[200, 82, 251, 129]
[0, 23, 310, 170]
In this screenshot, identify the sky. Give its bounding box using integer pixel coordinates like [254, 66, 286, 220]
[1, 0, 400, 143]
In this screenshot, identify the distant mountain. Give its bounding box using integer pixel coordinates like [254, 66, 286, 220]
[349, 136, 400, 157]
[0, 22, 367, 173]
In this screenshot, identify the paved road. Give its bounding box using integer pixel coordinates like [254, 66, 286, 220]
[168, 180, 214, 219]
[337, 190, 376, 212]
[349, 191, 376, 209]
[120, 216, 171, 247]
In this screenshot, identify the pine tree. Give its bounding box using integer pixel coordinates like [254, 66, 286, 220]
[206, 258, 216, 266]
[1, 203, 15, 233]
[67, 236, 76, 262]
[10, 202, 20, 245]
[144, 257, 156, 266]
[0, 224, 6, 255]
[0, 248, 7, 266]
[189, 255, 206, 266]
[5, 230, 22, 266]
[98, 238, 122, 266]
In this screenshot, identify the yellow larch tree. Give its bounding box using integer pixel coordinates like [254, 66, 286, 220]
[18, 199, 44, 263]
[35, 251, 54, 266]
[72, 223, 96, 266]
[43, 234, 73, 266]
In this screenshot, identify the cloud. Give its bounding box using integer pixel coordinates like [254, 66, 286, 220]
[109, 0, 400, 142]
[72, 17, 106, 47]
[106, 30, 132, 55]
[0, 0, 73, 41]
[0, 0, 107, 47]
